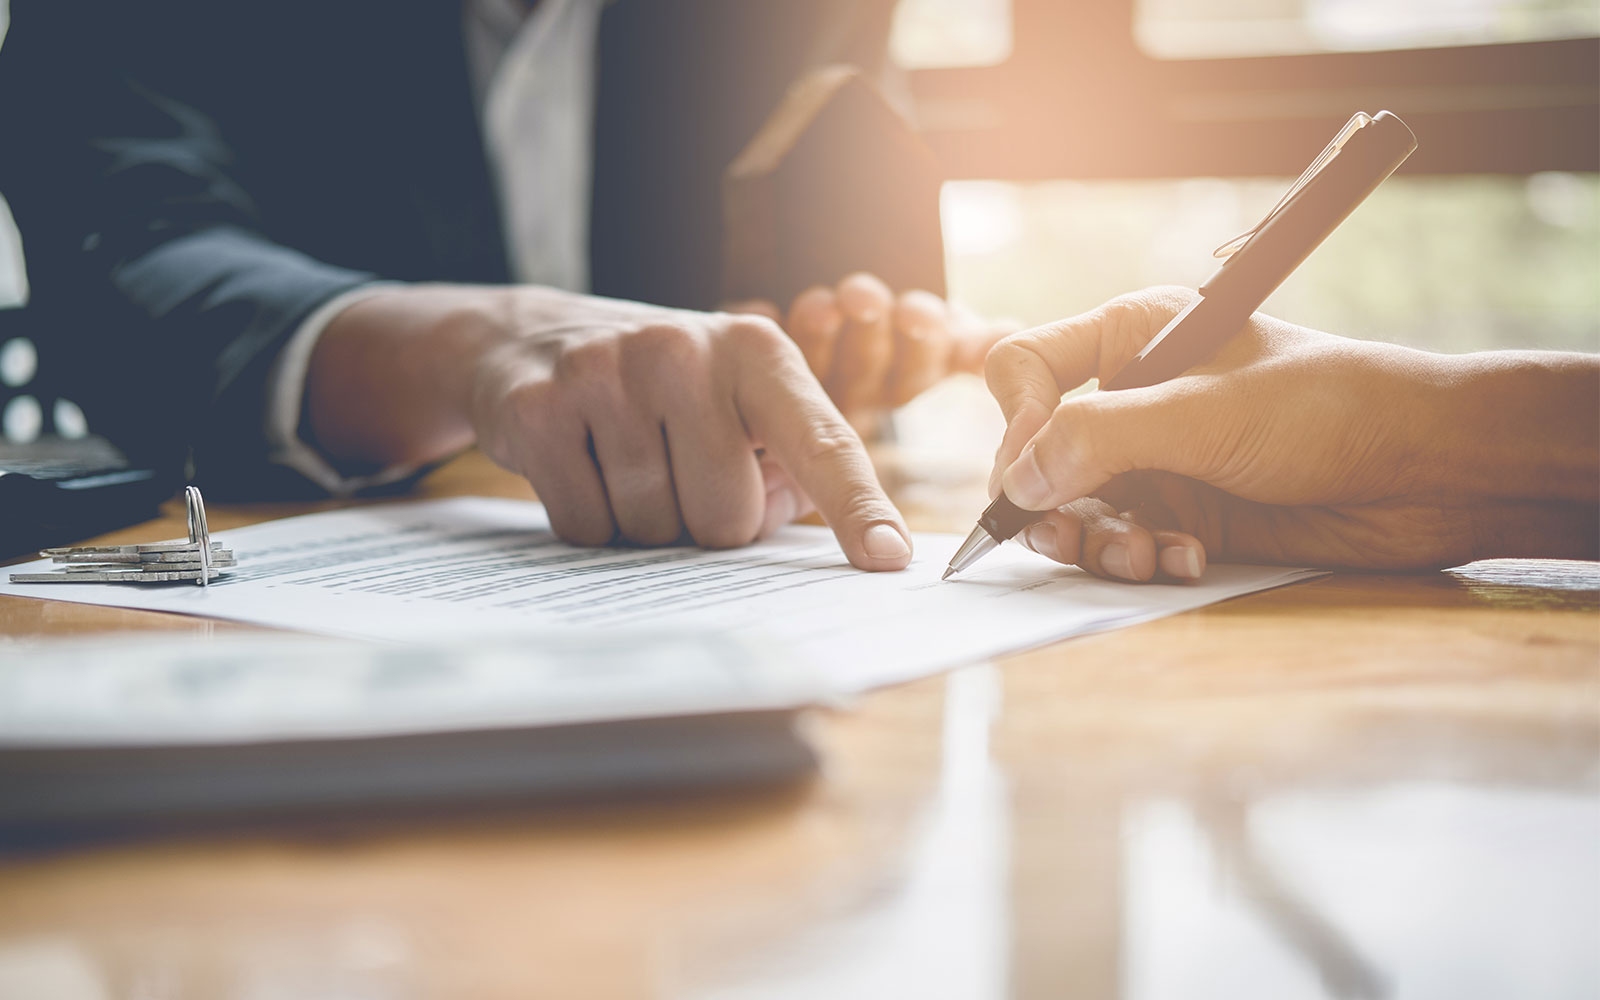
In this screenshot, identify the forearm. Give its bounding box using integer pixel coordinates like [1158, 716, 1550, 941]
[1428, 350, 1599, 504]
[1422, 350, 1599, 560]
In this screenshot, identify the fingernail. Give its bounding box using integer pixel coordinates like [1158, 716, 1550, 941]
[1101, 542, 1136, 580]
[1023, 522, 1060, 562]
[1159, 545, 1202, 579]
[862, 523, 911, 561]
[1001, 446, 1050, 509]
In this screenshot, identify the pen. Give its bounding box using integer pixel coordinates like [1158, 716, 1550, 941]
[943, 110, 1418, 580]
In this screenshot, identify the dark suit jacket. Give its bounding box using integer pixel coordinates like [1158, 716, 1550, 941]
[0, 0, 893, 496]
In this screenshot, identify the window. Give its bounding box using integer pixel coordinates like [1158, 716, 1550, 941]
[1138, 0, 1600, 60]
[941, 174, 1600, 354]
[891, 0, 1013, 68]
[889, 0, 1597, 460]
[888, 0, 1599, 353]
[905, 0, 1597, 177]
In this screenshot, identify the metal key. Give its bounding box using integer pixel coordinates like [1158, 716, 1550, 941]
[10, 486, 234, 586]
[9, 568, 226, 584]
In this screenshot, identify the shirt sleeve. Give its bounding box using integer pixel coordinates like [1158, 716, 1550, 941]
[261, 282, 422, 497]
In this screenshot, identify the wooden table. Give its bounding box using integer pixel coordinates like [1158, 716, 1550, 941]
[1, 450, 1596, 1000]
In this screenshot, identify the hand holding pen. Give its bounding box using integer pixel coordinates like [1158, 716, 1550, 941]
[945, 110, 1422, 580]
[963, 285, 1599, 579]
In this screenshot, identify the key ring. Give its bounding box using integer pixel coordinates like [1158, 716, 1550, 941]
[185, 486, 213, 587]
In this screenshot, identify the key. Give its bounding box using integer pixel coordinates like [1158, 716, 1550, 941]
[40, 541, 228, 557]
[9, 568, 225, 584]
[49, 548, 235, 565]
[52, 557, 236, 571]
[10, 486, 235, 586]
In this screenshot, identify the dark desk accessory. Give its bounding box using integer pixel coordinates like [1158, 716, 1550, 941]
[0, 435, 179, 561]
[0, 306, 182, 559]
[722, 65, 947, 308]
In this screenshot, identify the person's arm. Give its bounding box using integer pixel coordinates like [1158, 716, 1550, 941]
[306, 282, 915, 570]
[980, 287, 1598, 581]
[260, 284, 425, 497]
[1419, 350, 1599, 558]
[0, 3, 377, 494]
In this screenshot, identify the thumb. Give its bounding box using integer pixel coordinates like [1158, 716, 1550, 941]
[999, 382, 1214, 511]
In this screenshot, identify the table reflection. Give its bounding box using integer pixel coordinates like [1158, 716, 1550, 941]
[0, 542, 1593, 999]
[686, 563, 1598, 999]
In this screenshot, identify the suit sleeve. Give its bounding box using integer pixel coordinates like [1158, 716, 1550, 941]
[0, 3, 381, 498]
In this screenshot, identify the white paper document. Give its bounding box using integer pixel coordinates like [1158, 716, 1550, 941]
[0, 497, 1321, 692]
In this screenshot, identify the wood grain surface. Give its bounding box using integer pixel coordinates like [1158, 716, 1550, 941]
[1, 450, 1595, 1000]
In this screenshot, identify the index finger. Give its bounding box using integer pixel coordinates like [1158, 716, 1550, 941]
[732, 330, 912, 571]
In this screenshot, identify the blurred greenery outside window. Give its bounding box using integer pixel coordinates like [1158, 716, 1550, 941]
[940, 175, 1599, 355]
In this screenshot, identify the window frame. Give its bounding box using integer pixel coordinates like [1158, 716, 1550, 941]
[904, 0, 1599, 179]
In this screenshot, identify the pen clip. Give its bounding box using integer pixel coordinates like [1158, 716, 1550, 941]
[1213, 111, 1375, 260]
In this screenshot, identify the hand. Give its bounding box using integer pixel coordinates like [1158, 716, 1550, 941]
[983, 286, 1599, 581]
[728, 272, 1012, 423]
[306, 284, 914, 570]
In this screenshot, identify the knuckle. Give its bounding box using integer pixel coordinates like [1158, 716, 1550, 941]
[504, 379, 564, 437]
[801, 423, 867, 468]
[835, 489, 896, 531]
[506, 375, 558, 412]
[724, 316, 805, 369]
[1039, 401, 1109, 476]
[983, 337, 1036, 393]
[789, 284, 837, 318]
[724, 315, 789, 354]
[838, 271, 892, 309]
[625, 322, 704, 370]
[554, 339, 620, 385]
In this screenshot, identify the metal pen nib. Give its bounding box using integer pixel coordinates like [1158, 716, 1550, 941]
[942, 525, 1000, 581]
[942, 494, 1039, 580]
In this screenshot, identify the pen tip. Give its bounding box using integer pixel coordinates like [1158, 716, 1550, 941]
[941, 567, 955, 582]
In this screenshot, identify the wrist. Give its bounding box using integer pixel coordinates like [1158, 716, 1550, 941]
[308, 283, 514, 467]
[408, 284, 521, 417]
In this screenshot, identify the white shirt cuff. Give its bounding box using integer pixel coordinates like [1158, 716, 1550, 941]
[263, 283, 418, 497]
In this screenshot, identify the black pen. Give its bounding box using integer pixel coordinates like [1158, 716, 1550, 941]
[943, 110, 1418, 580]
